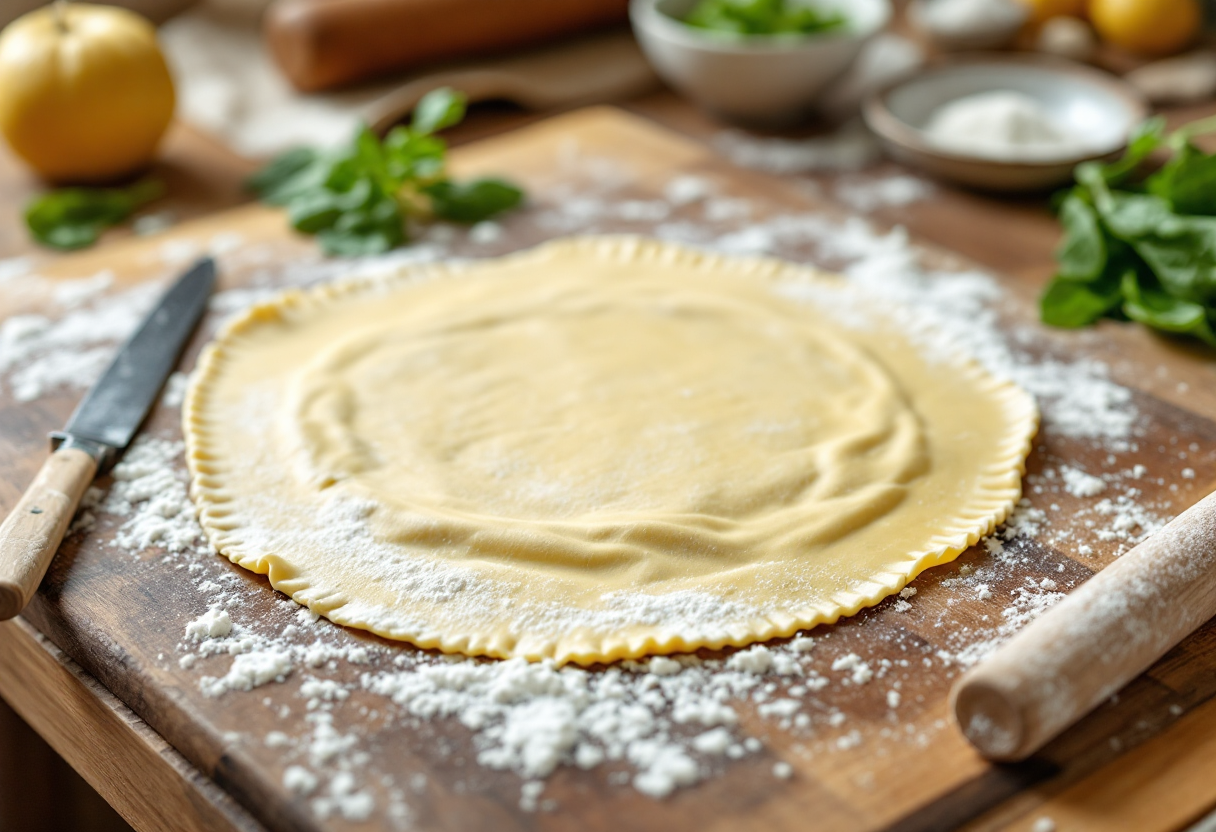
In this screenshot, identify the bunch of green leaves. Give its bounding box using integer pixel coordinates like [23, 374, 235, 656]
[681, 0, 846, 36]
[248, 87, 523, 256]
[1041, 114, 1216, 348]
[25, 178, 163, 250]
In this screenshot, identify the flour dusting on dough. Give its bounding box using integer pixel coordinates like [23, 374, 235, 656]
[6, 164, 1200, 822]
[185, 238, 1037, 664]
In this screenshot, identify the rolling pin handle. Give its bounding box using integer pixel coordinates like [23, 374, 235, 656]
[951, 489, 1216, 760]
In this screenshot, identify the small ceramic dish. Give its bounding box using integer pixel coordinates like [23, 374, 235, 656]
[863, 56, 1149, 192]
[906, 0, 1026, 52]
[630, 0, 892, 125]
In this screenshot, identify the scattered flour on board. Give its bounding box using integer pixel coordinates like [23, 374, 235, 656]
[4, 155, 1200, 825]
[1061, 465, 1108, 498]
[186, 607, 233, 640]
[834, 174, 934, 213]
[713, 121, 882, 174]
[0, 281, 158, 401]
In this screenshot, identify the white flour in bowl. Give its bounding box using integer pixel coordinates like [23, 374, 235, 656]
[924, 90, 1092, 161]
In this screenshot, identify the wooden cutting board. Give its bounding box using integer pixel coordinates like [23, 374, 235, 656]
[3, 107, 1216, 832]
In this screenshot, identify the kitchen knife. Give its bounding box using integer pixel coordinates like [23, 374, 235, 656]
[0, 256, 216, 620]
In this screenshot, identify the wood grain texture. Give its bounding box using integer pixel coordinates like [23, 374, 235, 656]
[953, 490, 1216, 761]
[962, 693, 1216, 832]
[2, 107, 1216, 832]
[0, 618, 265, 832]
[264, 0, 631, 92]
[0, 447, 97, 620]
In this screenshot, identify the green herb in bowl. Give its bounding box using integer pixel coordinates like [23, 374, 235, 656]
[681, 0, 846, 36]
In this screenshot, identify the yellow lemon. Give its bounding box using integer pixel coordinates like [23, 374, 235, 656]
[1017, 0, 1087, 24]
[0, 3, 175, 184]
[1089, 0, 1202, 56]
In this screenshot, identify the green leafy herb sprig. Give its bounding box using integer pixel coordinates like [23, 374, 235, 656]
[1041, 115, 1216, 347]
[248, 87, 524, 257]
[25, 178, 163, 251]
[681, 0, 846, 36]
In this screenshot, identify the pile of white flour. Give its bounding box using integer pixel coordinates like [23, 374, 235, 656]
[0, 155, 1203, 826]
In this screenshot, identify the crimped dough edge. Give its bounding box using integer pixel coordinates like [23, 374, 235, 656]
[184, 235, 1039, 665]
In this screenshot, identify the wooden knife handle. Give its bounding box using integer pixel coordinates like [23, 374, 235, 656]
[264, 0, 631, 92]
[951, 488, 1216, 761]
[0, 447, 98, 621]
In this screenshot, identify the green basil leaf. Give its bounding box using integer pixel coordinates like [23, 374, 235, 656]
[384, 128, 447, 182]
[352, 125, 396, 194]
[1055, 193, 1107, 281]
[287, 190, 346, 233]
[24, 179, 163, 251]
[316, 197, 405, 256]
[246, 148, 321, 203]
[412, 88, 467, 136]
[426, 178, 524, 223]
[249, 93, 522, 256]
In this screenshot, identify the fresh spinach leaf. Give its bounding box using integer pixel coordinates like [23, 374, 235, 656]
[1055, 193, 1106, 281]
[1121, 269, 1216, 346]
[25, 179, 163, 250]
[1093, 116, 1167, 187]
[1146, 142, 1216, 216]
[1040, 272, 1124, 328]
[1041, 114, 1216, 347]
[1130, 215, 1216, 305]
[1097, 192, 1174, 240]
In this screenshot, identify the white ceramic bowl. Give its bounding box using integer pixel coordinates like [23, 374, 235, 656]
[630, 0, 892, 125]
[863, 56, 1149, 192]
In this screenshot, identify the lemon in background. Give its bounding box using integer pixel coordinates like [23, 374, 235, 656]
[0, 3, 175, 183]
[1089, 0, 1202, 56]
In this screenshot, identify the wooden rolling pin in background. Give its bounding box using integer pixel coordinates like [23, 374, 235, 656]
[264, 0, 632, 92]
[952, 488, 1216, 761]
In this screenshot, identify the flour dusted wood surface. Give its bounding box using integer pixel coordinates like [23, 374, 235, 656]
[954, 490, 1216, 761]
[1, 109, 1216, 832]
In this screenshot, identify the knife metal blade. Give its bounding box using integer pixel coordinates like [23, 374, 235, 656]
[0, 256, 216, 620]
[53, 256, 216, 468]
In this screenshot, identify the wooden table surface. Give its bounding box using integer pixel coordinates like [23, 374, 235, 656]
[3, 86, 1216, 832]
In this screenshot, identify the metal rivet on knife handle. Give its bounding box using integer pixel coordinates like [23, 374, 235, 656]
[951, 488, 1216, 761]
[0, 446, 99, 620]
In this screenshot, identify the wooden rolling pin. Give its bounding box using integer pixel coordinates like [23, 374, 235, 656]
[264, 0, 631, 92]
[951, 488, 1216, 761]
